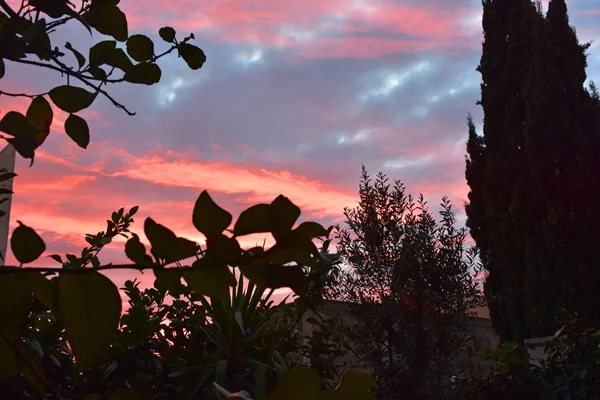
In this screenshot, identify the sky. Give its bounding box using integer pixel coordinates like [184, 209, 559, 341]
[1, 0, 599, 297]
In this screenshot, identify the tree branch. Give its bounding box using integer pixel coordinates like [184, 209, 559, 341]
[0, 264, 192, 274]
[0, 0, 19, 19]
[5, 56, 136, 116]
[0, 90, 50, 99]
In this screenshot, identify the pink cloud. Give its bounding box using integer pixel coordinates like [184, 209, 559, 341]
[120, 0, 480, 58]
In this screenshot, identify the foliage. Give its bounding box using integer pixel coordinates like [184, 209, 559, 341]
[465, 0, 600, 341]
[289, 311, 354, 389]
[331, 167, 484, 400]
[0, 0, 206, 163]
[0, 190, 334, 398]
[455, 320, 600, 399]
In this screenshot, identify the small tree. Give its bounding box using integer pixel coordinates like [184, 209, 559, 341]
[333, 168, 483, 400]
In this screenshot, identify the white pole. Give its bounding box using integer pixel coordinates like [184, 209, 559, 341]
[0, 144, 16, 265]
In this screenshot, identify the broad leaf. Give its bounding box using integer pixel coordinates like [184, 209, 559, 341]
[59, 271, 121, 371]
[178, 43, 206, 70]
[124, 63, 161, 85]
[126, 34, 154, 62]
[270, 195, 301, 234]
[22, 271, 55, 309]
[192, 191, 232, 238]
[89, 40, 116, 67]
[183, 262, 235, 298]
[49, 85, 97, 113]
[0, 336, 19, 380]
[144, 218, 199, 263]
[26, 96, 53, 131]
[0, 273, 32, 333]
[293, 221, 327, 239]
[64, 114, 90, 149]
[0, 111, 41, 138]
[124, 233, 153, 265]
[104, 48, 134, 73]
[240, 264, 307, 294]
[84, 5, 128, 42]
[159, 26, 176, 43]
[154, 268, 182, 294]
[11, 221, 46, 264]
[335, 370, 374, 394]
[234, 204, 271, 237]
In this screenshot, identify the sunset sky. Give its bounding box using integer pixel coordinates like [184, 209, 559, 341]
[1, 0, 599, 294]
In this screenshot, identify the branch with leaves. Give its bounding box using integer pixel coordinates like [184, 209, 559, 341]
[0, 0, 206, 164]
[0, 190, 340, 396]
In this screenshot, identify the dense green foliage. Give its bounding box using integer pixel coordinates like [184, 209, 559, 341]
[330, 168, 484, 400]
[465, 0, 600, 342]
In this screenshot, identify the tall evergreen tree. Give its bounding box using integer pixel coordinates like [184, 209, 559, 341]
[466, 0, 600, 342]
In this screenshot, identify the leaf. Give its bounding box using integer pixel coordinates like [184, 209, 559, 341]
[89, 40, 116, 67]
[240, 264, 307, 294]
[11, 221, 46, 264]
[110, 387, 151, 400]
[159, 26, 176, 43]
[49, 85, 97, 114]
[64, 114, 90, 149]
[124, 63, 161, 85]
[26, 96, 53, 132]
[144, 218, 199, 263]
[28, 0, 71, 18]
[183, 262, 235, 298]
[0, 335, 19, 380]
[200, 234, 242, 266]
[124, 233, 153, 265]
[84, 5, 128, 42]
[178, 43, 206, 70]
[7, 135, 37, 163]
[335, 371, 374, 393]
[88, 66, 107, 81]
[49, 254, 63, 264]
[59, 271, 121, 371]
[192, 191, 232, 238]
[126, 34, 154, 62]
[0, 273, 32, 333]
[266, 367, 321, 400]
[65, 42, 86, 69]
[234, 204, 271, 237]
[0, 111, 41, 138]
[270, 195, 301, 234]
[154, 268, 182, 294]
[0, 172, 16, 183]
[128, 205, 139, 216]
[104, 48, 134, 73]
[22, 271, 55, 309]
[293, 222, 328, 239]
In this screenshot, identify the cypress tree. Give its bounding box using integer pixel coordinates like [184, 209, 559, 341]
[466, 0, 600, 341]
[466, 0, 539, 342]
